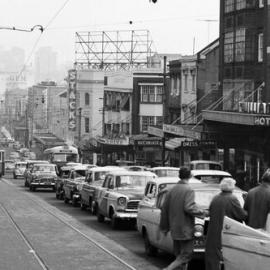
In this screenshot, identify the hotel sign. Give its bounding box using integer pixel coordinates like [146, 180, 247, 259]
[68, 69, 77, 131]
[254, 116, 270, 126]
[163, 124, 201, 140]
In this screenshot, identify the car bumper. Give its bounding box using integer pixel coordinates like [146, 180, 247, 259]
[114, 212, 138, 219]
[30, 182, 55, 188]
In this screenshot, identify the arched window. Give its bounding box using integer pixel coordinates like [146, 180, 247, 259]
[85, 93, 90, 106]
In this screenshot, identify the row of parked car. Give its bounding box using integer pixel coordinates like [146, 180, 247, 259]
[14, 160, 246, 259]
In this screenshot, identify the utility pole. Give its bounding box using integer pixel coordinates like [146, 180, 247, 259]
[162, 56, 167, 166]
[25, 108, 29, 148]
[78, 107, 82, 142]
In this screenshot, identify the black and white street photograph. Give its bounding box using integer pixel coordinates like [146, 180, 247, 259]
[0, 0, 270, 269]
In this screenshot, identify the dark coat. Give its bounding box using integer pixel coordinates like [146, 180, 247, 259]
[244, 183, 270, 229]
[160, 180, 204, 240]
[205, 192, 247, 256]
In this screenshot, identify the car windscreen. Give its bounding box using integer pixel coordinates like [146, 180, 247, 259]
[155, 170, 179, 177]
[33, 165, 56, 173]
[16, 163, 26, 168]
[196, 163, 222, 170]
[94, 171, 108, 181]
[193, 174, 228, 184]
[74, 170, 86, 178]
[115, 175, 152, 188]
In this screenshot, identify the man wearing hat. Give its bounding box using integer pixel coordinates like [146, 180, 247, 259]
[205, 177, 247, 270]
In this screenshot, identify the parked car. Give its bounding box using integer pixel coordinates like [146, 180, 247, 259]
[189, 160, 222, 171]
[13, 161, 27, 179]
[55, 165, 75, 199]
[62, 164, 89, 205]
[28, 163, 58, 191]
[222, 216, 270, 270]
[95, 171, 157, 229]
[191, 169, 232, 184]
[80, 166, 126, 213]
[137, 178, 245, 258]
[4, 160, 15, 172]
[150, 167, 180, 177]
[24, 160, 50, 187]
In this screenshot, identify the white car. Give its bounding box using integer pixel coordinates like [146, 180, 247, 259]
[13, 161, 27, 179]
[191, 169, 232, 184]
[80, 166, 127, 212]
[137, 177, 245, 258]
[189, 160, 222, 171]
[222, 216, 270, 270]
[150, 167, 180, 177]
[95, 170, 157, 229]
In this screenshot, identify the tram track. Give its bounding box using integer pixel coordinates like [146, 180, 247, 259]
[0, 178, 139, 270]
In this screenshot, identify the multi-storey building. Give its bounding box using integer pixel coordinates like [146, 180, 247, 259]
[202, 0, 270, 188]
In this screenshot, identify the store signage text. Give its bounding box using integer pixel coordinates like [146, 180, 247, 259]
[98, 138, 129, 145]
[163, 124, 201, 140]
[254, 116, 270, 126]
[136, 140, 162, 146]
[181, 140, 216, 149]
[68, 70, 77, 131]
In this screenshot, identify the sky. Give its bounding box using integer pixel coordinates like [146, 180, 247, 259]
[0, 0, 220, 66]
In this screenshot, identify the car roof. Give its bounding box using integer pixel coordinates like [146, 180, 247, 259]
[146, 177, 202, 185]
[191, 169, 231, 176]
[15, 161, 27, 164]
[33, 163, 56, 167]
[107, 171, 157, 177]
[190, 160, 221, 164]
[71, 164, 90, 170]
[151, 167, 180, 171]
[87, 166, 127, 172]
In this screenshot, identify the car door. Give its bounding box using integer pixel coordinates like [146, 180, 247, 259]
[222, 216, 270, 270]
[98, 175, 113, 216]
[81, 171, 92, 204]
[153, 191, 174, 253]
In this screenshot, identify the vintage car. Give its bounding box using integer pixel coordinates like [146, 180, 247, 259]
[222, 216, 270, 270]
[13, 161, 27, 179]
[191, 169, 232, 184]
[62, 164, 89, 205]
[28, 163, 58, 191]
[189, 160, 222, 171]
[124, 166, 149, 172]
[150, 167, 180, 177]
[137, 177, 245, 258]
[4, 160, 15, 172]
[80, 166, 126, 212]
[24, 160, 50, 187]
[95, 171, 157, 229]
[55, 165, 75, 199]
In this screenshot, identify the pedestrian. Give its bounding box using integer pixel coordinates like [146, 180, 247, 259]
[159, 167, 207, 270]
[244, 168, 270, 229]
[205, 177, 247, 270]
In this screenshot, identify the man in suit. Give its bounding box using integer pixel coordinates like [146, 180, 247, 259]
[160, 167, 207, 270]
[205, 177, 247, 270]
[244, 168, 270, 229]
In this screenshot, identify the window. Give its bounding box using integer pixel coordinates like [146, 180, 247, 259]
[85, 93, 90, 106]
[236, 0, 246, 10]
[141, 116, 155, 132]
[140, 85, 163, 103]
[225, 0, 235, 13]
[184, 73, 188, 92]
[259, 0, 264, 8]
[121, 122, 130, 135]
[156, 116, 163, 127]
[191, 69, 196, 92]
[258, 33, 263, 62]
[224, 32, 234, 63]
[235, 28, 245, 62]
[85, 117, 90, 133]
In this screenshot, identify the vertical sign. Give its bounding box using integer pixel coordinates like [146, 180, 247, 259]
[42, 88, 48, 128]
[68, 69, 77, 131]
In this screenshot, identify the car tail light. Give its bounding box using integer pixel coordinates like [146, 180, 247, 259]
[194, 224, 204, 238]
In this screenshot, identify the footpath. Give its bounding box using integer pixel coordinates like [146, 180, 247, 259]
[0, 177, 159, 270]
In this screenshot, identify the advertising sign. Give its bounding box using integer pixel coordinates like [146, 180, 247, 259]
[135, 140, 162, 146]
[181, 140, 216, 149]
[163, 124, 201, 140]
[68, 70, 77, 131]
[254, 116, 270, 126]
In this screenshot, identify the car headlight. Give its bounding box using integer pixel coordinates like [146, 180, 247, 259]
[117, 197, 127, 206]
[194, 224, 204, 238]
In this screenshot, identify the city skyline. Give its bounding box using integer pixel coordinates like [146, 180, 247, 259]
[0, 0, 219, 68]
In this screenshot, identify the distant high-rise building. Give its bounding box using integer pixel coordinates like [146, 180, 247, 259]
[34, 47, 57, 83]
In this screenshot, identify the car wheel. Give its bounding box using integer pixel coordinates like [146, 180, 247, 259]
[97, 208, 105, 223]
[64, 194, 69, 204]
[144, 230, 158, 256]
[80, 201, 87, 210]
[111, 215, 120, 229]
[13, 174, 17, 179]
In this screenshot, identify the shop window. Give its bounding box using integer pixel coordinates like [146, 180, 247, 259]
[85, 93, 90, 106]
[85, 117, 90, 133]
[258, 33, 263, 62]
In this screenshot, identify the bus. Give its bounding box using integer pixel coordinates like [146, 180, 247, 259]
[43, 145, 79, 168]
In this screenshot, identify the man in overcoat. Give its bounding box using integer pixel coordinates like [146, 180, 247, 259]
[205, 177, 247, 270]
[160, 167, 207, 270]
[244, 168, 270, 229]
